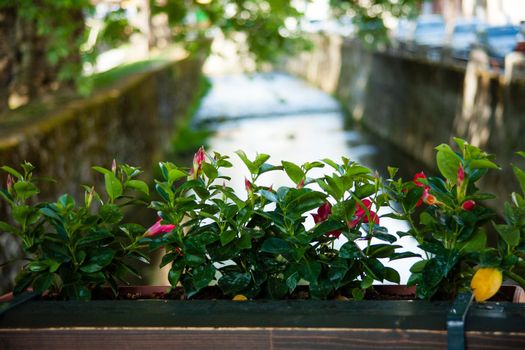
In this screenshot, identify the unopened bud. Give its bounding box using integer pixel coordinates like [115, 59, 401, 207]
[6, 175, 14, 194]
[111, 159, 117, 174]
[461, 200, 476, 211]
[245, 178, 253, 192]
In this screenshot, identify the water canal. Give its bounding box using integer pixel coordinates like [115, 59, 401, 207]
[194, 72, 427, 283]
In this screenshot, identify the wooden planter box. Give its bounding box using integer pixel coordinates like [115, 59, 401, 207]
[1, 286, 524, 350]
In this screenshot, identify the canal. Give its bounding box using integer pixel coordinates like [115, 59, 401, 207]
[193, 72, 428, 284]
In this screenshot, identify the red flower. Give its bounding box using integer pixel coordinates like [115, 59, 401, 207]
[348, 198, 379, 228]
[422, 187, 437, 205]
[413, 171, 430, 207]
[144, 218, 176, 237]
[413, 172, 427, 187]
[461, 200, 476, 211]
[312, 202, 341, 238]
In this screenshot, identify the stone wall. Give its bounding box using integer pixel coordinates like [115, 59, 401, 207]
[285, 34, 525, 204]
[0, 56, 205, 294]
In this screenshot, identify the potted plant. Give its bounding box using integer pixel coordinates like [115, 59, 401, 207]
[0, 140, 524, 349]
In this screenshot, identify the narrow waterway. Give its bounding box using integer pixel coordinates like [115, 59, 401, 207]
[194, 72, 426, 284]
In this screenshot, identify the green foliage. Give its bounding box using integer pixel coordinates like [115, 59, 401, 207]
[383, 138, 525, 299]
[147, 148, 408, 299]
[0, 162, 150, 300]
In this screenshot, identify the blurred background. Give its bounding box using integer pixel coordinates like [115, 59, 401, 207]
[1, 0, 525, 294]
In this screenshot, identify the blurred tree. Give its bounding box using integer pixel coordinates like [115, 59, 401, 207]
[329, 0, 422, 47]
[0, 0, 135, 114]
[151, 0, 312, 65]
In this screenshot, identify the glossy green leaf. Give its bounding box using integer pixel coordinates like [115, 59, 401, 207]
[220, 230, 237, 246]
[384, 267, 401, 284]
[13, 181, 39, 200]
[218, 271, 251, 295]
[340, 242, 362, 259]
[192, 265, 216, 291]
[435, 144, 461, 184]
[126, 180, 149, 195]
[104, 173, 123, 201]
[470, 159, 499, 170]
[260, 237, 291, 254]
[282, 161, 304, 184]
[493, 223, 520, 248]
[512, 164, 525, 196]
[1, 165, 22, 179]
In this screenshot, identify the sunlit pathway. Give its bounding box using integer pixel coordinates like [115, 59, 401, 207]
[195, 72, 424, 283]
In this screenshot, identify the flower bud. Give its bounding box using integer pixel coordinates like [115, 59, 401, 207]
[244, 178, 253, 192]
[461, 200, 476, 211]
[296, 178, 305, 189]
[423, 188, 437, 205]
[84, 186, 95, 208]
[457, 165, 465, 187]
[111, 159, 117, 174]
[6, 175, 14, 195]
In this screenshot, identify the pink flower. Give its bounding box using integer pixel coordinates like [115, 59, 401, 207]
[144, 218, 176, 237]
[312, 202, 341, 238]
[461, 200, 476, 211]
[348, 199, 379, 228]
[457, 165, 465, 187]
[191, 147, 206, 179]
[296, 178, 305, 189]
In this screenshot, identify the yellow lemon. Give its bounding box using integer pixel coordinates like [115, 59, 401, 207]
[232, 294, 248, 301]
[471, 268, 503, 302]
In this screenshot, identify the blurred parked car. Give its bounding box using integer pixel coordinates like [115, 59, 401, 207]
[445, 19, 486, 61]
[411, 15, 446, 60]
[475, 25, 520, 67]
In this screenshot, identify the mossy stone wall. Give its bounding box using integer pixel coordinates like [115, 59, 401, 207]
[0, 56, 204, 294]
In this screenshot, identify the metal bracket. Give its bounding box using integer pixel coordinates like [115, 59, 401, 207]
[447, 292, 474, 350]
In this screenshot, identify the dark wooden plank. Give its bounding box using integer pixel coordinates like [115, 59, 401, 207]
[0, 329, 271, 350]
[272, 329, 447, 350]
[465, 332, 525, 350]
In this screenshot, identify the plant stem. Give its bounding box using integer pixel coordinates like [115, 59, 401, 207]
[505, 270, 525, 290]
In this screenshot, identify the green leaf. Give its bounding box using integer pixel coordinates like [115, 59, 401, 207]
[260, 189, 278, 202]
[340, 242, 362, 259]
[389, 252, 421, 261]
[360, 275, 374, 289]
[202, 163, 218, 181]
[410, 260, 428, 273]
[220, 230, 237, 246]
[80, 248, 115, 273]
[104, 173, 123, 201]
[28, 261, 50, 272]
[384, 267, 401, 284]
[365, 244, 401, 258]
[493, 223, 520, 248]
[235, 150, 256, 173]
[282, 161, 304, 184]
[192, 265, 216, 291]
[126, 180, 149, 195]
[512, 164, 525, 196]
[77, 230, 113, 246]
[352, 288, 365, 300]
[362, 258, 385, 281]
[435, 144, 461, 184]
[92, 166, 113, 176]
[168, 168, 186, 183]
[267, 275, 288, 299]
[218, 272, 251, 295]
[168, 264, 183, 286]
[460, 230, 487, 253]
[312, 220, 345, 238]
[99, 204, 123, 224]
[260, 237, 291, 254]
[1, 165, 22, 179]
[32, 273, 54, 293]
[13, 181, 39, 200]
[470, 159, 499, 170]
[299, 261, 321, 283]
